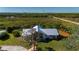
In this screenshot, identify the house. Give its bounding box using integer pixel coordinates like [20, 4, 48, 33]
[22, 25, 59, 40]
[6, 16, 15, 19]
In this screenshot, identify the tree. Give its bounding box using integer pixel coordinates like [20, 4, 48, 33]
[6, 27, 14, 33]
[31, 29, 38, 51]
[26, 29, 38, 51]
[0, 32, 9, 40]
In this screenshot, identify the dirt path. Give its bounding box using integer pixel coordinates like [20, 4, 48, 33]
[53, 16, 79, 25]
[28, 45, 36, 51]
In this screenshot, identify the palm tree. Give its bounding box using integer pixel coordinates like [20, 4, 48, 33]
[26, 25, 42, 51]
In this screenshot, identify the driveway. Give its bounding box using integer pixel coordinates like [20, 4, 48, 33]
[0, 46, 27, 51]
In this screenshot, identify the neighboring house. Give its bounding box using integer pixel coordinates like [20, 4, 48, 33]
[22, 25, 59, 40]
[6, 16, 15, 19]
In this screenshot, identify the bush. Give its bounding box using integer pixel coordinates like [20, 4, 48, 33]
[0, 32, 9, 40]
[0, 26, 5, 29]
[12, 25, 21, 29]
[12, 30, 20, 37]
[36, 47, 42, 51]
[6, 27, 14, 33]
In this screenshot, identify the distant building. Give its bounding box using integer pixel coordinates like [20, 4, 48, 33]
[6, 16, 15, 19]
[22, 25, 59, 40]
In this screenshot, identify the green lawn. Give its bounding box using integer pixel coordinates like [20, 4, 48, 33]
[0, 33, 29, 49]
[37, 39, 67, 51]
[37, 38, 79, 51]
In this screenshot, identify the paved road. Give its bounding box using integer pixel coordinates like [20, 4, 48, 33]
[53, 16, 79, 25]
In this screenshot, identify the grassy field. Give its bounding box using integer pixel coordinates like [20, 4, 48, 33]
[37, 40, 67, 51]
[52, 13, 79, 22]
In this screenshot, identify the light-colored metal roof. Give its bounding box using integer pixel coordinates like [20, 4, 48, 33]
[41, 29, 59, 35]
[22, 28, 59, 36]
[33, 25, 41, 32]
[22, 25, 59, 36]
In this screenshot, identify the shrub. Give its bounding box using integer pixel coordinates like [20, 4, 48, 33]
[0, 32, 9, 40]
[36, 47, 42, 51]
[12, 30, 20, 37]
[12, 25, 21, 29]
[0, 26, 5, 29]
[6, 27, 14, 33]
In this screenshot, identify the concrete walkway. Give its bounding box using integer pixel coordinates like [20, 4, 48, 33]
[0, 46, 27, 51]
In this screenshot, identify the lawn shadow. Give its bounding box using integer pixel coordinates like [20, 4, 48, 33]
[39, 38, 53, 43]
[45, 47, 55, 51]
[39, 35, 65, 43]
[56, 35, 67, 41]
[36, 47, 42, 51]
[37, 47, 56, 51]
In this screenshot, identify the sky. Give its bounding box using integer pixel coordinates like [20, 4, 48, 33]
[0, 7, 79, 13]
